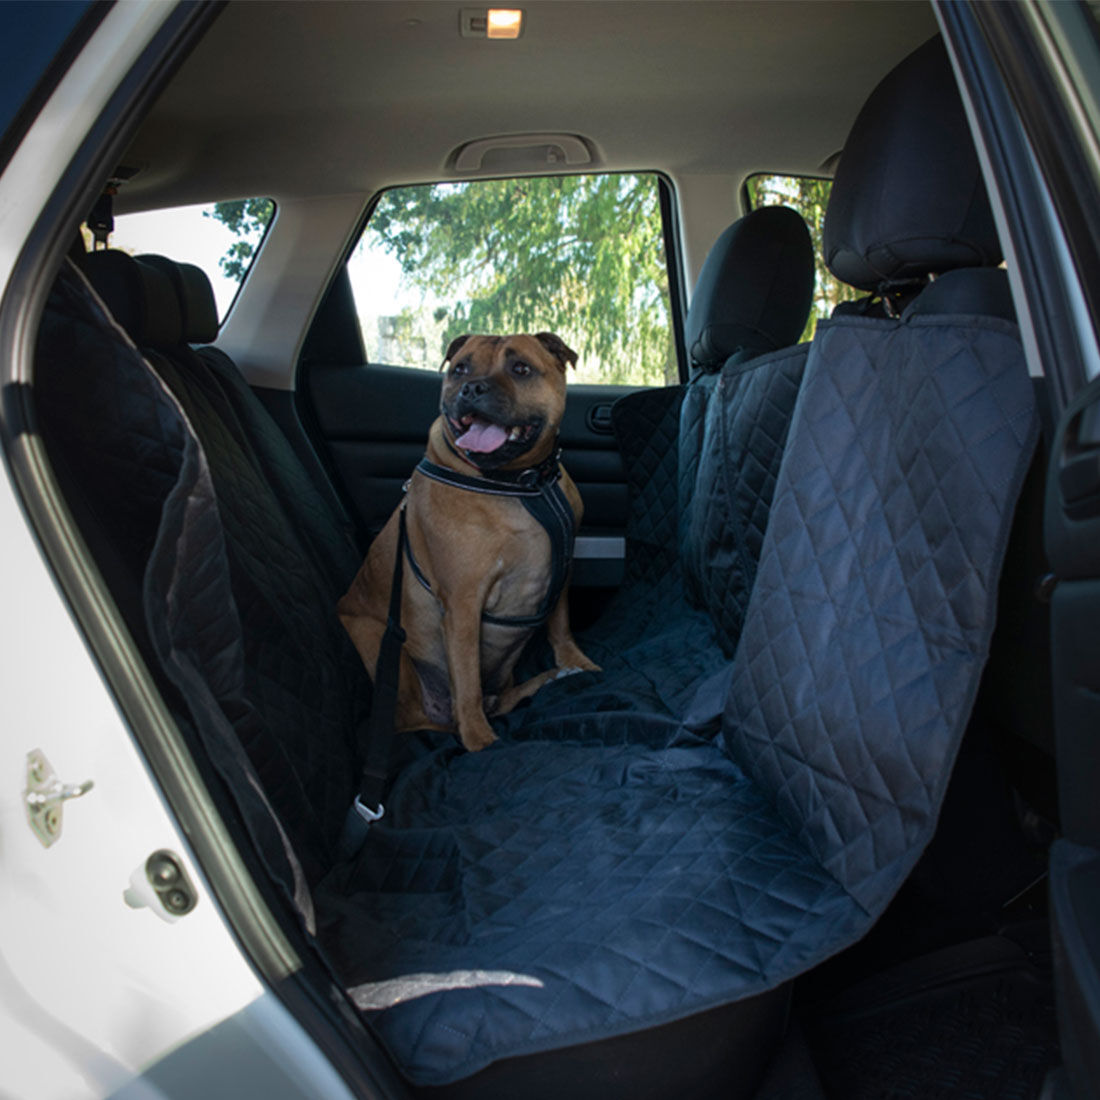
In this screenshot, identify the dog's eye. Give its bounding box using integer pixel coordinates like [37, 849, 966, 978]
[510, 361, 531, 377]
[451, 361, 470, 376]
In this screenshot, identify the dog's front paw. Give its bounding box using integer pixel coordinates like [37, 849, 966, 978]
[553, 643, 600, 673]
[458, 717, 498, 753]
[553, 666, 586, 681]
[567, 655, 600, 673]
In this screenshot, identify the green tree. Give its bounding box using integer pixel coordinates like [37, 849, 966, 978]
[745, 174, 860, 340]
[205, 198, 275, 281]
[363, 175, 676, 385]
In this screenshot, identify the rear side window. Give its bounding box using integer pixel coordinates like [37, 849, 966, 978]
[746, 174, 860, 339]
[347, 173, 678, 385]
[106, 198, 275, 323]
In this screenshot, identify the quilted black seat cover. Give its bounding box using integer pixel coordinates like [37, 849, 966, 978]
[496, 343, 809, 734]
[316, 306, 1037, 1084]
[35, 265, 326, 915]
[34, 36, 1038, 1091]
[38, 260, 368, 891]
[501, 205, 815, 731]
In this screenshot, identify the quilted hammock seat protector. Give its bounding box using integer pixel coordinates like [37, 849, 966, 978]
[38, 265, 1036, 1087]
[316, 312, 1038, 1084]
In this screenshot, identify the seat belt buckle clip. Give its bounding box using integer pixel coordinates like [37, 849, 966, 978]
[353, 796, 385, 824]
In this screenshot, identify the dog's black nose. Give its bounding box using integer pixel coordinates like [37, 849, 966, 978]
[460, 379, 489, 399]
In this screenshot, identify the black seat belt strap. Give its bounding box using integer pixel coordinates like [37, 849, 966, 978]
[354, 505, 409, 823]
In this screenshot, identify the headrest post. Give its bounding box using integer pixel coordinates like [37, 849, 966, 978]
[87, 185, 117, 251]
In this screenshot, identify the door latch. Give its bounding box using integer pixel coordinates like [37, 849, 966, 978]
[23, 749, 94, 848]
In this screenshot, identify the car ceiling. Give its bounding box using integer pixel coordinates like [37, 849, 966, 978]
[119, 0, 939, 212]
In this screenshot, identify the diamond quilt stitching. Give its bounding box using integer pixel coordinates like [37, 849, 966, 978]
[42, 265, 1039, 1089]
[726, 317, 1038, 911]
[333, 314, 1036, 1085]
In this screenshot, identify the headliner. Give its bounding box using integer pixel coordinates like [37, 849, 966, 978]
[120, 0, 938, 210]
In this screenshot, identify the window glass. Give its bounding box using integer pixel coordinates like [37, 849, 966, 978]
[105, 198, 275, 323]
[347, 174, 677, 385]
[745, 174, 860, 340]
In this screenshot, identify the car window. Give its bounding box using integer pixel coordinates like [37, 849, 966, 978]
[105, 198, 274, 324]
[346, 173, 678, 385]
[745, 173, 861, 340]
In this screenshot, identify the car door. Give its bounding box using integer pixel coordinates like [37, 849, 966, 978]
[0, 5, 342, 1097]
[940, 3, 1100, 1096]
[298, 172, 687, 599]
[0, 6, 386, 1097]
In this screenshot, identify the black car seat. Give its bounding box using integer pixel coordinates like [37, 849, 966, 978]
[604, 203, 815, 638]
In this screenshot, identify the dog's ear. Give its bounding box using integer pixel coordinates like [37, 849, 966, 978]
[442, 333, 472, 370]
[534, 332, 578, 371]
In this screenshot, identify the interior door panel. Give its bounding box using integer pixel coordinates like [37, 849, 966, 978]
[305, 362, 638, 587]
[1045, 373, 1100, 1099]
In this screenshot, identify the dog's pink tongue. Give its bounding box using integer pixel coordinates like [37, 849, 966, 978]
[455, 419, 508, 453]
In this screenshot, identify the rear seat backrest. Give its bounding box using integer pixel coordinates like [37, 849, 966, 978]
[679, 206, 815, 645]
[607, 206, 814, 649]
[136, 253, 363, 598]
[723, 36, 1039, 910]
[66, 250, 369, 883]
[683, 342, 809, 653]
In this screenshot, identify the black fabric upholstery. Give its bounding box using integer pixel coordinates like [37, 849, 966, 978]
[684, 343, 807, 654]
[196, 345, 364, 595]
[139, 252, 220, 343]
[327, 303, 1035, 1086]
[77, 249, 182, 346]
[83, 250, 362, 602]
[36, 262, 319, 917]
[685, 206, 814, 371]
[903, 267, 1017, 323]
[539, 206, 816, 719]
[73, 249, 369, 882]
[823, 36, 1001, 291]
[583, 203, 816, 658]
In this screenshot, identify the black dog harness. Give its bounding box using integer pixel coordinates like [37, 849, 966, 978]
[351, 445, 577, 830]
[405, 451, 576, 627]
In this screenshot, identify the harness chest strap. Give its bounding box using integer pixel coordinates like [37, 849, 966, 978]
[406, 456, 576, 627]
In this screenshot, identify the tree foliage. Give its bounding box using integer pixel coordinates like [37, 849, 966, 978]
[205, 198, 275, 281]
[364, 175, 676, 385]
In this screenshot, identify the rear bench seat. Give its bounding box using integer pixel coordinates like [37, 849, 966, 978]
[33, 34, 1040, 1100]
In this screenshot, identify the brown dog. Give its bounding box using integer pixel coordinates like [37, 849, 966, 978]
[338, 332, 599, 752]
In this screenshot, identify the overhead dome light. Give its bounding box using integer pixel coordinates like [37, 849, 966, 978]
[487, 9, 523, 38]
[460, 8, 524, 39]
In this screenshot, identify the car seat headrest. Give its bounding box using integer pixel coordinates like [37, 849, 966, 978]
[823, 36, 1002, 293]
[77, 250, 182, 348]
[685, 205, 815, 373]
[138, 254, 220, 344]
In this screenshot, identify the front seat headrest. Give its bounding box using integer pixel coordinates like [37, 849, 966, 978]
[686, 205, 814, 373]
[77, 250, 182, 348]
[823, 36, 1002, 292]
[138, 254, 220, 344]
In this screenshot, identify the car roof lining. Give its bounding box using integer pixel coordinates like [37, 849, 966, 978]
[117, 0, 938, 212]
